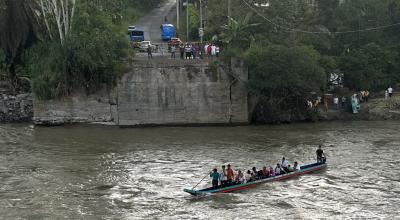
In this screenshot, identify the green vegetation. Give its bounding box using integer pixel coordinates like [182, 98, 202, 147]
[0, 0, 161, 98]
[201, 0, 400, 123]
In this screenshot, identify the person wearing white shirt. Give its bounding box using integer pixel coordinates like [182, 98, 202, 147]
[215, 46, 220, 57]
[245, 170, 252, 183]
[211, 45, 216, 56]
[281, 157, 289, 173]
[235, 170, 245, 184]
[388, 86, 393, 98]
[275, 163, 284, 175]
[219, 165, 227, 186]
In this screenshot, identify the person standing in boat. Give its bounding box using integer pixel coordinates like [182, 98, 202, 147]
[226, 164, 234, 185]
[281, 157, 289, 173]
[210, 168, 220, 188]
[219, 165, 227, 186]
[316, 145, 326, 163]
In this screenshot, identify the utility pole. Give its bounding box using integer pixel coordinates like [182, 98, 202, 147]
[199, 0, 203, 43]
[228, 0, 232, 25]
[186, 0, 189, 41]
[177, 0, 180, 30]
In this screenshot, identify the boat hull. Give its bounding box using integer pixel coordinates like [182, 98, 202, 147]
[184, 162, 327, 196]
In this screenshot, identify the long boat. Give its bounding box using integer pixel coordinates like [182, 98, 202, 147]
[184, 161, 327, 196]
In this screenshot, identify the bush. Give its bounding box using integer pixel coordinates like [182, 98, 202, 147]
[25, 7, 129, 100]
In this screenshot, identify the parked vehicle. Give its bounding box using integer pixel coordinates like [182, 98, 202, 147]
[128, 27, 144, 42]
[167, 37, 182, 52]
[168, 37, 182, 47]
[161, 24, 175, 41]
[139, 41, 155, 52]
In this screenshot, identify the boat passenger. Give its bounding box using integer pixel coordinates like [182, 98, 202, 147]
[245, 170, 252, 182]
[251, 167, 258, 180]
[226, 164, 234, 185]
[275, 163, 286, 175]
[316, 145, 326, 163]
[287, 165, 293, 172]
[257, 170, 264, 179]
[269, 166, 275, 177]
[235, 170, 244, 184]
[293, 162, 300, 171]
[219, 165, 227, 186]
[281, 157, 289, 172]
[262, 166, 269, 178]
[210, 168, 220, 188]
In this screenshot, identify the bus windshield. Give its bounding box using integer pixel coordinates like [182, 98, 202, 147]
[129, 30, 144, 37]
[128, 29, 144, 42]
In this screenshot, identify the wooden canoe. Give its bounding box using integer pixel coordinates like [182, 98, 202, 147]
[184, 161, 327, 196]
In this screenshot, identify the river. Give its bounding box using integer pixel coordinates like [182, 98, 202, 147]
[0, 121, 399, 219]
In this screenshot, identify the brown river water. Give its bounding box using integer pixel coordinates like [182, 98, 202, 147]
[0, 121, 399, 219]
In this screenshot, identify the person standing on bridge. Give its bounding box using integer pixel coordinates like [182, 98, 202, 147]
[171, 45, 176, 59]
[147, 45, 153, 59]
[185, 43, 192, 60]
[179, 43, 185, 59]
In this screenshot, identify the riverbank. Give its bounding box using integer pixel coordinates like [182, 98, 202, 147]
[2, 93, 400, 125]
[319, 94, 400, 121]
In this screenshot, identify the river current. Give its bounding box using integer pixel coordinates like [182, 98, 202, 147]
[0, 121, 399, 219]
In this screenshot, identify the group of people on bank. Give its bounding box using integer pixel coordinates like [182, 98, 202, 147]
[170, 42, 220, 60]
[209, 146, 326, 188]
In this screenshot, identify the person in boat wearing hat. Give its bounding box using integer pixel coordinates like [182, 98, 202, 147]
[226, 164, 234, 185]
[210, 168, 220, 188]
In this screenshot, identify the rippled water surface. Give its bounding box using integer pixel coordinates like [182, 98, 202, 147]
[1, 121, 399, 219]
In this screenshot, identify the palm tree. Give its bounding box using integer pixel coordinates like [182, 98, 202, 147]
[220, 12, 260, 49]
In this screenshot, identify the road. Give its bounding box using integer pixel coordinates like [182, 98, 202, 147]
[135, 0, 177, 43]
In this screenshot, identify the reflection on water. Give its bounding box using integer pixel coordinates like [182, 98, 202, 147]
[0, 121, 399, 219]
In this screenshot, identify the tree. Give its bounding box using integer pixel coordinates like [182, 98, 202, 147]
[0, 0, 37, 90]
[246, 44, 326, 123]
[220, 12, 259, 50]
[36, 0, 76, 45]
[340, 43, 398, 91]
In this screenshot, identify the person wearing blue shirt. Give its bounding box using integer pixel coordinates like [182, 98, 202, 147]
[210, 168, 220, 188]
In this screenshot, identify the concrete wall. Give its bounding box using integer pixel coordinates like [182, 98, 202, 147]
[117, 59, 248, 126]
[33, 59, 249, 126]
[33, 88, 117, 125]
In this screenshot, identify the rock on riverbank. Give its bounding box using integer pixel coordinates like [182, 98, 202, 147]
[0, 94, 33, 123]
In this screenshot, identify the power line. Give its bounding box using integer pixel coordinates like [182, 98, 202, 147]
[241, 0, 400, 35]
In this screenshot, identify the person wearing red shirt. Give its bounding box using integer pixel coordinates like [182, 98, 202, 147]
[226, 164, 234, 185]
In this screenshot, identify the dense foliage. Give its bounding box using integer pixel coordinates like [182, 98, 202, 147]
[201, 0, 400, 122]
[0, 0, 161, 98]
